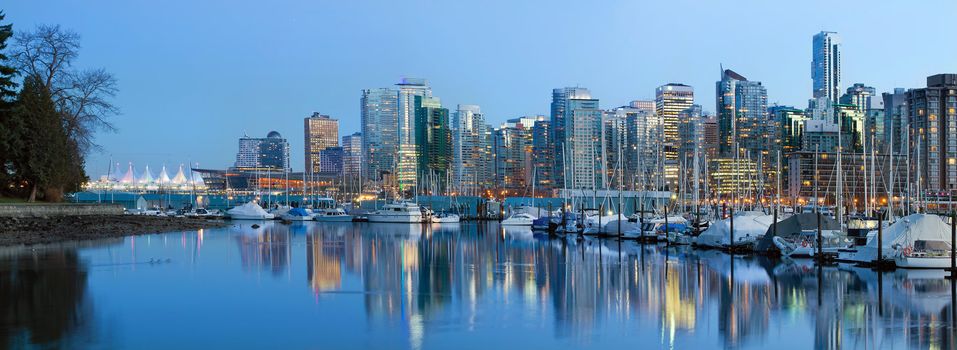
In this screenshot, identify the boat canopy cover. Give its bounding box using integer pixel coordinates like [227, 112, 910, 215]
[754, 213, 840, 252]
[226, 201, 269, 216]
[696, 211, 775, 248]
[853, 214, 953, 261]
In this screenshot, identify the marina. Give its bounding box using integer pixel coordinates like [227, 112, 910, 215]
[4, 220, 957, 349]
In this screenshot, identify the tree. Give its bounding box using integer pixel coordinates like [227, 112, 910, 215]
[11, 76, 80, 201]
[13, 25, 117, 153]
[0, 11, 15, 100]
[0, 12, 18, 194]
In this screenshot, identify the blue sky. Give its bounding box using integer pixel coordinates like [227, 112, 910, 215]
[5, 0, 957, 176]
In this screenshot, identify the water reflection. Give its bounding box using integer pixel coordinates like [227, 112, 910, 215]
[0, 241, 109, 349]
[2, 223, 957, 348]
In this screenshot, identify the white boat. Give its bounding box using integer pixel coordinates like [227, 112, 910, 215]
[367, 202, 423, 223]
[432, 212, 460, 223]
[501, 213, 535, 226]
[838, 214, 953, 269]
[772, 230, 847, 257]
[268, 205, 292, 218]
[314, 208, 354, 222]
[280, 207, 315, 221]
[227, 201, 275, 220]
[695, 211, 774, 249]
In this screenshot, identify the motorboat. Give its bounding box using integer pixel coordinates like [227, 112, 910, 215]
[772, 230, 848, 257]
[314, 207, 354, 222]
[757, 213, 846, 257]
[501, 213, 535, 226]
[432, 212, 460, 223]
[227, 201, 275, 220]
[367, 202, 423, 223]
[280, 207, 315, 221]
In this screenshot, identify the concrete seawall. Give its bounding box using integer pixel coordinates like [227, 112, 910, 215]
[0, 204, 124, 217]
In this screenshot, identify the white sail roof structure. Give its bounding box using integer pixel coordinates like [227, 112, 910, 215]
[191, 170, 206, 187]
[157, 165, 171, 184]
[120, 163, 136, 184]
[108, 162, 123, 182]
[138, 165, 155, 184]
[171, 165, 188, 184]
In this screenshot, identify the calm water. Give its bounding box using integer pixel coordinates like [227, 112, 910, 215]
[2, 222, 956, 349]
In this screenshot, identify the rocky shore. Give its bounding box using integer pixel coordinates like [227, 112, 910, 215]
[0, 215, 231, 246]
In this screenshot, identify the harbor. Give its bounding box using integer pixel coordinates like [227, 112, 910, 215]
[3, 220, 956, 349]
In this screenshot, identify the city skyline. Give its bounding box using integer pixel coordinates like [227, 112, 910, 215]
[5, 1, 957, 174]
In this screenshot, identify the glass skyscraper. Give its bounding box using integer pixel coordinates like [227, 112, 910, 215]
[361, 87, 398, 181]
[716, 69, 768, 158]
[812, 31, 842, 102]
[414, 95, 451, 193]
[551, 87, 591, 191]
[396, 79, 432, 191]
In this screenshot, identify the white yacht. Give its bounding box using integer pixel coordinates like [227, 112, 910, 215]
[432, 212, 461, 223]
[501, 213, 535, 226]
[315, 208, 354, 222]
[367, 202, 423, 223]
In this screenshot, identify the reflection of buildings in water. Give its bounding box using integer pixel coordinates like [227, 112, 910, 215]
[0, 249, 92, 348]
[342, 221, 957, 349]
[234, 224, 290, 276]
[306, 232, 344, 292]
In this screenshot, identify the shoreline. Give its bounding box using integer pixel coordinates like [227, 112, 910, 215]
[0, 215, 231, 246]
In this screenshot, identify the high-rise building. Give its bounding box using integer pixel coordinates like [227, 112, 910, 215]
[451, 104, 492, 194]
[622, 106, 660, 190]
[716, 69, 769, 159]
[451, 105, 493, 194]
[414, 95, 451, 193]
[678, 104, 703, 158]
[812, 31, 842, 102]
[396, 78, 432, 190]
[235, 131, 290, 171]
[304, 113, 339, 174]
[841, 83, 884, 150]
[531, 119, 553, 192]
[564, 95, 604, 190]
[493, 119, 535, 194]
[603, 110, 626, 188]
[361, 87, 398, 180]
[882, 88, 907, 154]
[342, 132, 362, 177]
[629, 100, 655, 113]
[772, 106, 808, 154]
[906, 74, 957, 192]
[551, 87, 592, 190]
[700, 117, 719, 160]
[319, 146, 344, 177]
[656, 83, 694, 189]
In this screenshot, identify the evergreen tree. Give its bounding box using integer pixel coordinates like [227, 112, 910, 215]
[0, 12, 17, 195]
[12, 77, 75, 201]
[0, 11, 15, 100]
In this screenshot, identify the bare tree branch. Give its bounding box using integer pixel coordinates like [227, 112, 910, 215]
[12, 25, 117, 153]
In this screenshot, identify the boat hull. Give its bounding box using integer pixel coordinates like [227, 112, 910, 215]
[315, 215, 354, 222]
[896, 256, 953, 269]
[368, 215, 422, 223]
[230, 214, 275, 220]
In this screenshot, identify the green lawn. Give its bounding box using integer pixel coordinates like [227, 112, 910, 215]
[0, 197, 28, 204]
